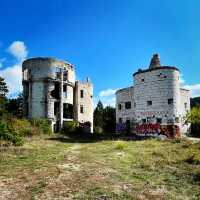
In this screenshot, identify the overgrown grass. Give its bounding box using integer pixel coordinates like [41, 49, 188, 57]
[0, 135, 200, 199]
[0, 118, 52, 146]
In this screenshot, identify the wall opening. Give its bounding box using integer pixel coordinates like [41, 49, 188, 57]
[51, 82, 60, 99]
[63, 103, 73, 119]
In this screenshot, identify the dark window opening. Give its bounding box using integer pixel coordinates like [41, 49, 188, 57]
[184, 102, 187, 109]
[119, 118, 122, 123]
[142, 119, 146, 123]
[134, 102, 136, 107]
[141, 78, 145, 82]
[168, 98, 173, 105]
[156, 118, 162, 124]
[63, 85, 67, 92]
[80, 105, 84, 113]
[126, 120, 131, 133]
[147, 101, 152, 106]
[63, 103, 73, 119]
[125, 102, 131, 109]
[63, 71, 68, 81]
[54, 102, 60, 116]
[51, 82, 60, 99]
[147, 117, 152, 123]
[80, 90, 84, 98]
[118, 104, 122, 110]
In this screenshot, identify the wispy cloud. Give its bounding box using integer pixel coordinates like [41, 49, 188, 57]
[180, 74, 200, 97]
[99, 88, 117, 97]
[0, 40, 28, 97]
[7, 41, 28, 61]
[95, 88, 117, 108]
[183, 84, 200, 97]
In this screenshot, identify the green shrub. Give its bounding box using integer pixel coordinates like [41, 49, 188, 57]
[62, 121, 79, 134]
[0, 121, 24, 146]
[94, 126, 103, 134]
[10, 118, 38, 137]
[30, 119, 52, 135]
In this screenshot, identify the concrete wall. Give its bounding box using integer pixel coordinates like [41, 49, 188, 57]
[133, 68, 181, 124]
[22, 57, 93, 132]
[74, 81, 93, 132]
[180, 88, 191, 134]
[116, 86, 134, 123]
[116, 62, 191, 136]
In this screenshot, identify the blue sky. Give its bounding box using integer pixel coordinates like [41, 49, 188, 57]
[0, 0, 200, 106]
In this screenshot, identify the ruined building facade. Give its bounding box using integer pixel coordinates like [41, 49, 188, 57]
[116, 54, 190, 136]
[22, 57, 93, 132]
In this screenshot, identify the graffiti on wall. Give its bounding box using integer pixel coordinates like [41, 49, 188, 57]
[116, 122, 180, 138]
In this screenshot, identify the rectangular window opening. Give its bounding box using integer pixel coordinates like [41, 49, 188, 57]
[63, 85, 67, 92]
[80, 105, 84, 113]
[125, 102, 131, 109]
[168, 98, 173, 105]
[142, 119, 146, 123]
[119, 118, 122, 123]
[80, 90, 84, 98]
[147, 101, 152, 106]
[156, 118, 162, 124]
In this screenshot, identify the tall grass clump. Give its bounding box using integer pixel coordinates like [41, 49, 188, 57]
[114, 140, 128, 150]
[30, 119, 52, 135]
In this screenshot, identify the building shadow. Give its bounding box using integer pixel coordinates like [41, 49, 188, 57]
[47, 133, 150, 144]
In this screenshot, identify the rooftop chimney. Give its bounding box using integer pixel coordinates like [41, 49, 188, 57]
[149, 54, 161, 69]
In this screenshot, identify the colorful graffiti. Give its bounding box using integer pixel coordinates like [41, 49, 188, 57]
[116, 122, 180, 138]
[135, 123, 180, 138]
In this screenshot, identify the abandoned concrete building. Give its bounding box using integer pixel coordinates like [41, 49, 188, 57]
[116, 54, 190, 136]
[22, 57, 93, 132]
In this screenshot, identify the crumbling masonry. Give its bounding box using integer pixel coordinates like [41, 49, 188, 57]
[22, 57, 93, 132]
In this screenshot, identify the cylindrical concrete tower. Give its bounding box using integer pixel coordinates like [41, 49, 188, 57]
[133, 54, 181, 125]
[22, 57, 75, 131]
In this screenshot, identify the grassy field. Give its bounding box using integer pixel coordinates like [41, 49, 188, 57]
[0, 135, 200, 200]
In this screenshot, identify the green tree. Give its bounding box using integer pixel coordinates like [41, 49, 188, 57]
[94, 100, 104, 133]
[0, 76, 8, 113]
[186, 107, 200, 137]
[0, 76, 8, 98]
[6, 93, 23, 118]
[103, 106, 116, 133]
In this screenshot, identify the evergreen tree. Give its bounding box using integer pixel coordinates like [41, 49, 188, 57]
[94, 100, 104, 131]
[6, 93, 23, 118]
[0, 76, 8, 112]
[103, 106, 116, 133]
[0, 76, 8, 98]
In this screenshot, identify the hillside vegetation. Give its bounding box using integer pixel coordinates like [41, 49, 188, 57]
[0, 135, 200, 200]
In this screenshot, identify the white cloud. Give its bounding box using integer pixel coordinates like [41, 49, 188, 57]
[7, 41, 28, 61]
[0, 64, 22, 97]
[99, 88, 117, 97]
[183, 84, 200, 97]
[180, 74, 200, 97]
[0, 41, 28, 97]
[94, 88, 117, 108]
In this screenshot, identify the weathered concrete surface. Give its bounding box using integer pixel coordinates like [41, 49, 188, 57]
[22, 57, 93, 132]
[116, 54, 190, 135]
